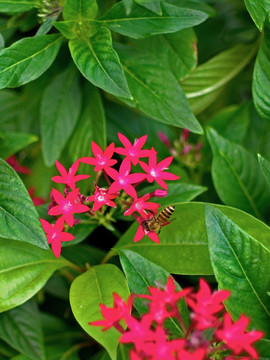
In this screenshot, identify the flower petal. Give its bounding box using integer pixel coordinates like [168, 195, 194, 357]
[118, 133, 131, 149]
[55, 160, 67, 176]
[51, 239, 62, 258]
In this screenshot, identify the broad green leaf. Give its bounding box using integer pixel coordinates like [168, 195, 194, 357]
[0, 299, 45, 360]
[0, 90, 21, 126]
[135, 0, 162, 15]
[135, 28, 197, 81]
[138, 183, 207, 206]
[253, 27, 270, 120]
[182, 44, 257, 115]
[258, 153, 270, 186]
[118, 249, 189, 336]
[0, 34, 4, 50]
[101, 2, 209, 39]
[205, 205, 270, 336]
[69, 28, 131, 99]
[36, 14, 59, 36]
[0, 158, 47, 249]
[0, 0, 40, 14]
[207, 102, 250, 144]
[54, 20, 101, 39]
[61, 244, 106, 267]
[62, 222, 98, 247]
[113, 202, 270, 275]
[0, 339, 18, 357]
[41, 66, 82, 167]
[244, 0, 267, 31]
[0, 238, 69, 312]
[0, 131, 38, 159]
[68, 83, 106, 194]
[70, 264, 130, 360]
[63, 0, 98, 20]
[116, 43, 202, 134]
[0, 34, 62, 89]
[207, 128, 270, 218]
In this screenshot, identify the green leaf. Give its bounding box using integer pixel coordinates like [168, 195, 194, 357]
[182, 43, 257, 115]
[135, 0, 162, 15]
[69, 28, 131, 99]
[61, 244, 106, 267]
[0, 299, 45, 360]
[0, 238, 69, 312]
[113, 202, 270, 275]
[0, 131, 38, 159]
[253, 27, 270, 120]
[258, 153, 270, 186]
[36, 14, 59, 36]
[101, 2, 209, 39]
[0, 90, 21, 125]
[0, 34, 62, 89]
[205, 205, 270, 336]
[138, 183, 207, 206]
[70, 264, 130, 360]
[62, 222, 98, 247]
[41, 66, 82, 167]
[244, 0, 267, 31]
[0, 0, 40, 14]
[54, 20, 101, 39]
[63, 0, 98, 20]
[0, 158, 47, 249]
[207, 128, 270, 218]
[118, 249, 189, 336]
[116, 43, 202, 133]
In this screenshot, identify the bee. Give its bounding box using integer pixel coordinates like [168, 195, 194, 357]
[142, 206, 175, 233]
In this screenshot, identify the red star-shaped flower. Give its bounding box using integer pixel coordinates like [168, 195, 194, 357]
[48, 188, 90, 227]
[107, 158, 146, 198]
[87, 185, 118, 211]
[177, 348, 206, 360]
[52, 160, 90, 190]
[40, 217, 74, 258]
[215, 313, 263, 358]
[28, 187, 46, 206]
[124, 194, 160, 218]
[139, 148, 179, 189]
[134, 211, 160, 244]
[80, 142, 117, 172]
[115, 133, 151, 165]
[187, 279, 230, 330]
[6, 155, 31, 174]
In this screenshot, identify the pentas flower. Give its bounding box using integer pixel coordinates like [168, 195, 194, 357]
[187, 278, 230, 330]
[124, 193, 160, 218]
[87, 185, 118, 211]
[216, 313, 263, 358]
[107, 158, 146, 198]
[40, 217, 74, 258]
[52, 160, 90, 190]
[177, 348, 206, 360]
[139, 148, 179, 189]
[134, 211, 160, 244]
[6, 155, 31, 174]
[115, 133, 151, 165]
[28, 186, 46, 206]
[80, 142, 117, 172]
[48, 188, 90, 227]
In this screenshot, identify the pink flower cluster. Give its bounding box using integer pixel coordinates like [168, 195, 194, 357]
[40, 134, 180, 257]
[91, 278, 263, 359]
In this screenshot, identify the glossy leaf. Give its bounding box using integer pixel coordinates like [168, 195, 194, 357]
[244, 0, 267, 31]
[182, 43, 257, 114]
[0, 158, 47, 249]
[118, 249, 189, 334]
[205, 205, 270, 336]
[61, 244, 106, 268]
[70, 264, 130, 360]
[0, 238, 68, 312]
[63, 0, 98, 20]
[207, 128, 270, 218]
[135, 0, 162, 15]
[116, 43, 202, 133]
[62, 222, 98, 247]
[0, 90, 21, 125]
[69, 28, 131, 99]
[0, 131, 38, 159]
[258, 153, 270, 186]
[0, 0, 40, 14]
[101, 2, 209, 39]
[0, 299, 45, 360]
[113, 202, 270, 275]
[41, 66, 82, 166]
[253, 27, 270, 120]
[0, 34, 62, 89]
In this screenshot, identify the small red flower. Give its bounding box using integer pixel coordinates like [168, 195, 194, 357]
[107, 158, 146, 198]
[6, 155, 31, 174]
[28, 187, 46, 206]
[124, 194, 160, 218]
[40, 217, 74, 258]
[87, 185, 118, 211]
[48, 188, 90, 227]
[177, 348, 206, 360]
[80, 142, 117, 172]
[187, 279, 230, 330]
[134, 212, 160, 244]
[115, 133, 151, 165]
[139, 148, 179, 189]
[52, 160, 90, 190]
[216, 313, 264, 358]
